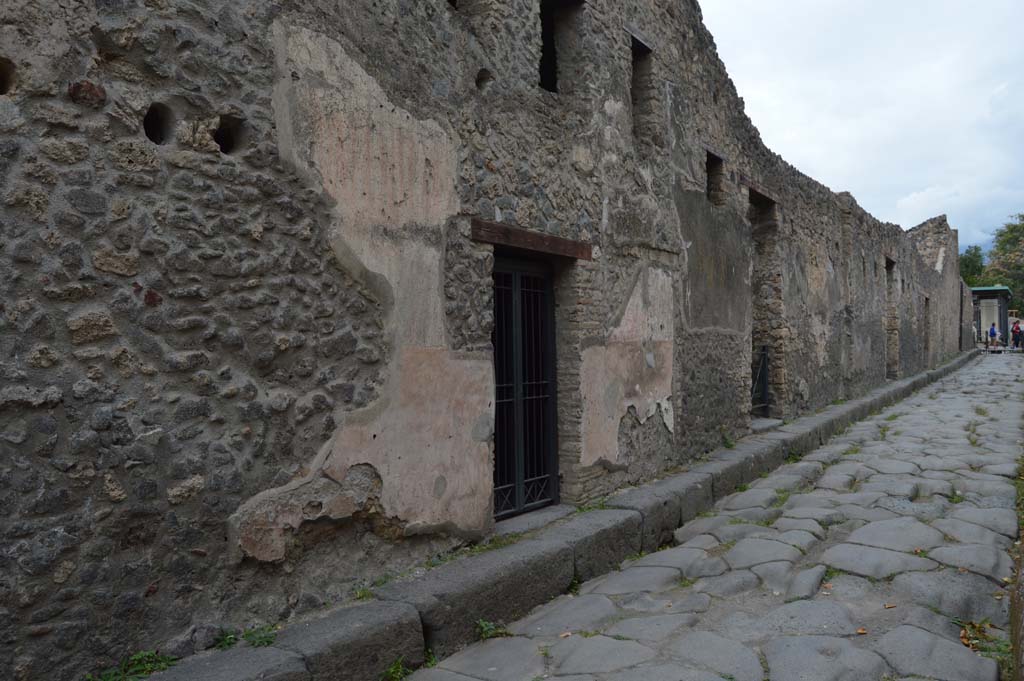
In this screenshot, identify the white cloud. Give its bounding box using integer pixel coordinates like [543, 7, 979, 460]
[700, 0, 1024, 249]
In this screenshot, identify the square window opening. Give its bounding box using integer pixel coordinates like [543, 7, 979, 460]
[747, 187, 777, 228]
[706, 151, 725, 206]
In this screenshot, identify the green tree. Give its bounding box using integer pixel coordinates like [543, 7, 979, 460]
[982, 213, 1024, 294]
[959, 244, 985, 286]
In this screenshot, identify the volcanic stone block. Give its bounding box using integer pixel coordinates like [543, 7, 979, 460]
[540, 509, 642, 581]
[272, 601, 423, 681]
[376, 539, 573, 657]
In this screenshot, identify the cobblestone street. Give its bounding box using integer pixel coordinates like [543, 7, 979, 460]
[412, 356, 1023, 681]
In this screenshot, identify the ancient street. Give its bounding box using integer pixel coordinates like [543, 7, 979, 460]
[412, 355, 1022, 681]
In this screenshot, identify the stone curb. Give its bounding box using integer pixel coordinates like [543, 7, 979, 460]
[150, 350, 978, 681]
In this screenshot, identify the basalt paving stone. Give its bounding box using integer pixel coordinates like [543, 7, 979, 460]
[710, 522, 779, 544]
[618, 591, 712, 614]
[751, 561, 794, 594]
[603, 613, 699, 642]
[750, 474, 805, 491]
[980, 462, 1018, 477]
[858, 480, 920, 497]
[772, 529, 819, 552]
[785, 565, 827, 601]
[673, 517, 729, 544]
[821, 543, 937, 579]
[632, 547, 728, 578]
[508, 594, 619, 637]
[680, 534, 719, 549]
[772, 517, 826, 539]
[836, 504, 899, 522]
[590, 567, 680, 595]
[783, 492, 838, 508]
[781, 506, 846, 525]
[438, 637, 545, 681]
[604, 666, 726, 681]
[816, 474, 855, 491]
[873, 625, 998, 681]
[927, 544, 1014, 583]
[845, 517, 946, 553]
[719, 600, 860, 641]
[931, 518, 1012, 549]
[875, 496, 951, 521]
[950, 507, 1018, 536]
[667, 631, 764, 681]
[549, 635, 657, 675]
[763, 635, 889, 681]
[724, 538, 802, 569]
[901, 604, 964, 642]
[891, 571, 1009, 627]
[692, 570, 760, 597]
[863, 459, 921, 475]
[721, 488, 779, 510]
[718, 506, 782, 523]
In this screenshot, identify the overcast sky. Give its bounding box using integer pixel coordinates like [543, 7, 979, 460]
[700, 0, 1024, 252]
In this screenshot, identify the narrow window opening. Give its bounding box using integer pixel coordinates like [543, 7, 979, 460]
[213, 114, 246, 154]
[539, 0, 583, 93]
[143, 102, 174, 145]
[885, 258, 900, 379]
[747, 187, 777, 230]
[0, 57, 15, 95]
[630, 36, 654, 142]
[705, 152, 725, 206]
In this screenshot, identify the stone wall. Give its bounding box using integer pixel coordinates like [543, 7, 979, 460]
[0, 0, 971, 678]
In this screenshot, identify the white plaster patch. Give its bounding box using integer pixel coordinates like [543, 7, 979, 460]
[580, 268, 675, 467]
[934, 246, 946, 273]
[228, 23, 494, 561]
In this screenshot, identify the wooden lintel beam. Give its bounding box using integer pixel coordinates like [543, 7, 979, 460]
[470, 218, 592, 261]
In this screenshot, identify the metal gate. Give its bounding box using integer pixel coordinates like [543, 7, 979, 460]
[492, 259, 558, 520]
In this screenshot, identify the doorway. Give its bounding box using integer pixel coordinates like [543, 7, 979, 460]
[492, 258, 558, 519]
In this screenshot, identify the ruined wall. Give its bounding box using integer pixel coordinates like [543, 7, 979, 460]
[0, 0, 971, 678]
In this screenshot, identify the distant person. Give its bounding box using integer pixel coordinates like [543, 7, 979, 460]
[989, 323, 999, 348]
[1013, 320, 1022, 350]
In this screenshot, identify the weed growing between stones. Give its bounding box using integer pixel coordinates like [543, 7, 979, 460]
[822, 566, 843, 582]
[955, 618, 1012, 677]
[424, 649, 439, 668]
[381, 657, 412, 681]
[786, 451, 801, 464]
[84, 651, 176, 681]
[975, 405, 990, 417]
[354, 586, 374, 600]
[877, 425, 891, 440]
[735, 483, 749, 492]
[568, 576, 581, 595]
[476, 619, 511, 640]
[842, 444, 861, 456]
[678, 577, 696, 588]
[884, 412, 902, 421]
[772, 489, 791, 508]
[242, 624, 277, 647]
[721, 427, 735, 449]
[213, 631, 238, 650]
